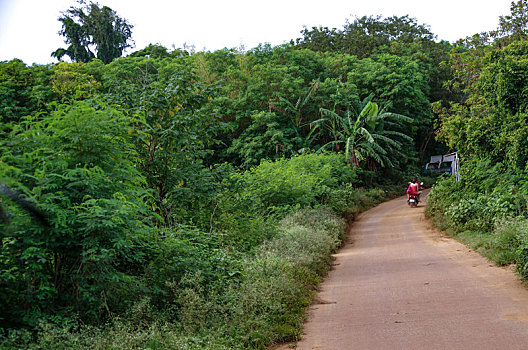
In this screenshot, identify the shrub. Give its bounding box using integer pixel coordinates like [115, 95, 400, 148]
[491, 219, 528, 266]
[427, 162, 528, 271]
[235, 153, 358, 213]
[0, 101, 149, 327]
[17, 208, 348, 350]
[217, 208, 345, 347]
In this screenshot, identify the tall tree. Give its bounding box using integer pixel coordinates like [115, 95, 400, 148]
[494, 0, 528, 46]
[52, 1, 134, 64]
[103, 56, 216, 227]
[439, 1, 528, 169]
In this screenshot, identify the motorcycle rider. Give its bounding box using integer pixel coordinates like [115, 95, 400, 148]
[407, 177, 422, 202]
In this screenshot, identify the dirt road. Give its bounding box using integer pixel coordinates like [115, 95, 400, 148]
[290, 194, 528, 349]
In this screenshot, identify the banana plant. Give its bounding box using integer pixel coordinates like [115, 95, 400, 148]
[320, 93, 413, 170]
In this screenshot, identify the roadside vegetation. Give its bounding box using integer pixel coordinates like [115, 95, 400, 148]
[426, 1, 528, 280]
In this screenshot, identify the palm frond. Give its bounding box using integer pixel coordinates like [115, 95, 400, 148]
[358, 127, 374, 143]
[358, 143, 384, 165]
[303, 124, 320, 146]
[318, 140, 341, 152]
[363, 140, 388, 156]
[372, 112, 413, 123]
[360, 93, 375, 110]
[358, 101, 378, 122]
[345, 136, 354, 159]
[372, 134, 403, 148]
[319, 108, 340, 120]
[301, 79, 319, 108]
[381, 130, 414, 142]
[279, 96, 296, 114]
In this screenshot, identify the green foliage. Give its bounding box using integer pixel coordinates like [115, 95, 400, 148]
[52, 1, 134, 64]
[440, 1, 528, 169]
[51, 61, 102, 101]
[0, 101, 148, 327]
[441, 41, 528, 169]
[323, 185, 389, 220]
[219, 209, 345, 346]
[320, 93, 413, 170]
[494, 0, 528, 46]
[347, 54, 431, 126]
[429, 6, 528, 281]
[15, 208, 347, 349]
[228, 111, 298, 168]
[131, 227, 245, 306]
[233, 153, 359, 215]
[295, 15, 435, 59]
[0, 60, 55, 123]
[205, 153, 360, 252]
[209, 190, 279, 253]
[1, 16, 433, 347]
[293, 15, 452, 162]
[426, 160, 528, 272]
[191, 45, 431, 168]
[103, 56, 218, 227]
[129, 44, 189, 59]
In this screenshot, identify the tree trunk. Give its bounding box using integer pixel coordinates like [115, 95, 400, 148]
[350, 150, 360, 168]
[418, 126, 436, 163]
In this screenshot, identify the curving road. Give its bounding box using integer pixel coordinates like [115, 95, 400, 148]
[289, 194, 528, 350]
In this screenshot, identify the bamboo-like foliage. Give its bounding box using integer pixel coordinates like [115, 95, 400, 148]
[280, 79, 320, 128]
[274, 79, 325, 153]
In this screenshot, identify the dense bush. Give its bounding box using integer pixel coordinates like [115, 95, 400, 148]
[0, 101, 148, 327]
[234, 153, 360, 214]
[1, 143, 396, 348]
[1, 13, 436, 346]
[426, 162, 528, 272]
[427, 7, 528, 278]
[0, 208, 346, 349]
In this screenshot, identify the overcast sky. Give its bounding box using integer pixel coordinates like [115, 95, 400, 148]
[0, 0, 514, 65]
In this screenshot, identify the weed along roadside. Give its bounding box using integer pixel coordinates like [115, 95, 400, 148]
[269, 187, 403, 349]
[426, 173, 528, 280]
[205, 184, 403, 348]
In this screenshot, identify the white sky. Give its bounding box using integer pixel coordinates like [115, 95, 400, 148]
[0, 0, 514, 65]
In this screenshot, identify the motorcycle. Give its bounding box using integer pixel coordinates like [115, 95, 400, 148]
[408, 193, 419, 207]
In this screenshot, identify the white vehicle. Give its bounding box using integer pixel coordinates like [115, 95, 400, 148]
[425, 152, 460, 181]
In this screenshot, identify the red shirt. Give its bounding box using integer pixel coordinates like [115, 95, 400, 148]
[407, 182, 421, 195]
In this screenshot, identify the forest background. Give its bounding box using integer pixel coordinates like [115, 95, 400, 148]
[2, 1, 528, 348]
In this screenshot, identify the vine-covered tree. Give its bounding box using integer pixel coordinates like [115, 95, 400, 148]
[52, 1, 134, 64]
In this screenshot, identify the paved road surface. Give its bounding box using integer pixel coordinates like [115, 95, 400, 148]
[289, 194, 528, 350]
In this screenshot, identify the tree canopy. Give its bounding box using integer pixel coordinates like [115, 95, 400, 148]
[294, 15, 436, 58]
[52, 1, 134, 64]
